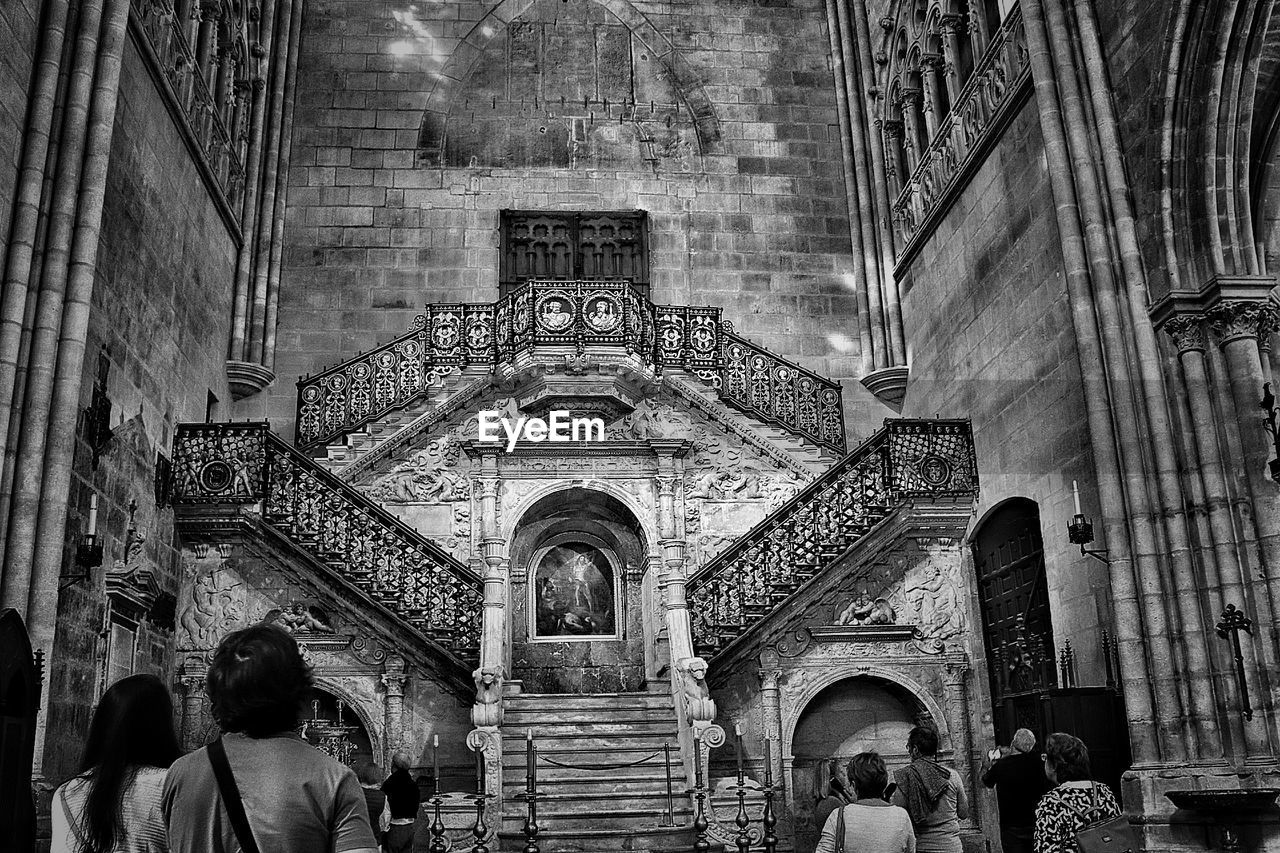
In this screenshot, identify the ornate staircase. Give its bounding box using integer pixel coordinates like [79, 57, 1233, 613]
[498, 690, 701, 852]
[294, 279, 847, 460]
[169, 422, 483, 674]
[687, 419, 978, 661]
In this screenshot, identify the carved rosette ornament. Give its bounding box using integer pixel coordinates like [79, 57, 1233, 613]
[1163, 315, 1208, 353]
[1207, 301, 1279, 346]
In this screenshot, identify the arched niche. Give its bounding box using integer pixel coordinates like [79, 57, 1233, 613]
[787, 673, 939, 853]
[507, 487, 653, 692]
[306, 682, 380, 770]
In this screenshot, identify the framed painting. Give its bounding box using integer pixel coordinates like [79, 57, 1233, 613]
[531, 542, 618, 639]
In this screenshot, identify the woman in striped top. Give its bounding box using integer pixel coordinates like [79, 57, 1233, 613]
[52, 674, 182, 853]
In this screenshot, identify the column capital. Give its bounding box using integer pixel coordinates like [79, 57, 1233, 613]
[1207, 300, 1279, 347]
[1161, 315, 1208, 354]
[1149, 274, 1277, 347]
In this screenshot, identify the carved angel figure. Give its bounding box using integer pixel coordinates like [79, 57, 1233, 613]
[679, 657, 716, 725]
[835, 593, 897, 626]
[178, 568, 242, 649]
[906, 560, 964, 650]
[266, 601, 334, 634]
[471, 666, 504, 727]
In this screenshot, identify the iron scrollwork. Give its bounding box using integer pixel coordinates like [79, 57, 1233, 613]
[171, 423, 483, 664]
[686, 419, 976, 658]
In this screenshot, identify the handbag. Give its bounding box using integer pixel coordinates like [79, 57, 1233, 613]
[834, 803, 846, 853]
[207, 737, 263, 853]
[1073, 782, 1138, 853]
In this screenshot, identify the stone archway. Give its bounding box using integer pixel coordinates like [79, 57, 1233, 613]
[507, 486, 651, 692]
[786, 672, 941, 853]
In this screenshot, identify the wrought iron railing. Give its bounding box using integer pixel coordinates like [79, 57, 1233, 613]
[295, 280, 845, 453]
[686, 420, 977, 658]
[170, 423, 483, 664]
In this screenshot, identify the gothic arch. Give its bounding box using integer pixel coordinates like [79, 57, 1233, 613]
[416, 0, 721, 162]
[1161, 0, 1280, 286]
[781, 665, 951, 761]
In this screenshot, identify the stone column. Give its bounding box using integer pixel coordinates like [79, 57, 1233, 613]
[381, 655, 407, 766]
[177, 656, 208, 751]
[939, 15, 966, 103]
[759, 650, 785, 800]
[654, 445, 693, 661]
[476, 450, 507, 676]
[942, 657, 976, 829]
[900, 90, 925, 172]
[1164, 315, 1273, 759]
[1208, 301, 1280, 628]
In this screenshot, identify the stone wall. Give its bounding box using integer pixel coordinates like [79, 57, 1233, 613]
[43, 32, 238, 779]
[895, 101, 1112, 691]
[262, 0, 883, 441]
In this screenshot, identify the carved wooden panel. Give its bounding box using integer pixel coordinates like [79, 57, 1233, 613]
[500, 210, 649, 297]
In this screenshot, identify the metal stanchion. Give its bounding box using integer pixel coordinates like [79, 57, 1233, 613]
[524, 732, 539, 853]
[471, 793, 490, 853]
[692, 734, 710, 853]
[733, 780, 751, 853]
[661, 743, 676, 827]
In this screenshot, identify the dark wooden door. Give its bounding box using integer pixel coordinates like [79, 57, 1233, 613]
[0, 609, 42, 852]
[972, 499, 1057, 715]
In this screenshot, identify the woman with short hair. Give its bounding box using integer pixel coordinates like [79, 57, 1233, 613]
[816, 752, 915, 853]
[1033, 733, 1121, 853]
[52, 673, 182, 853]
[891, 726, 968, 853]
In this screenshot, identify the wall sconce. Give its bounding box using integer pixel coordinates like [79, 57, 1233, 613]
[1263, 383, 1280, 484]
[64, 493, 104, 589]
[1067, 480, 1111, 564]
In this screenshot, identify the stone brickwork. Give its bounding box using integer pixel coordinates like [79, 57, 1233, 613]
[43, 35, 238, 780]
[266, 0, 875, 439]
[0, 0, 41, 251]
[896, 102, 1112, 687]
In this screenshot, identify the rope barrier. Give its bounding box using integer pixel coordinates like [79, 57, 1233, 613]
[538, 749, 664, 771]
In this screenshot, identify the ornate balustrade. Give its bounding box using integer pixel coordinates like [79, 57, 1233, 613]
[686, 420, 976, 659]
[891, 7, 1029, 260]
[133, 0, 249, 217]
[295, 281, 845, 453]
[171, 422, 483, 664]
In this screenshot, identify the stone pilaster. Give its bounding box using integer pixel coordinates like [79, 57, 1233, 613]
[381, 655, 407, 764]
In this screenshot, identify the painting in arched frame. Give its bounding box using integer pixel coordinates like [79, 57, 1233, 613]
[531, 542, 618, 639]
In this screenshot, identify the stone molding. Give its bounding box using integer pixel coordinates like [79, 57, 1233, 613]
[1149, 275, 1279, 349]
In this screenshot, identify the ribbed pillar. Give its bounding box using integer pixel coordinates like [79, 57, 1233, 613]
[228, 0, 277, 362]
[0, 0, 73, 556]
[1165, 317, 1271, 759]
[1019, 0, 1160, 765]
[0, 0, 110, 611]
[1041, 0, 1217, 759]
[262, 0, 305, 370]
[247, 0, 294, 363]
[822, 0, 874, 373]
[381, 656, 407, 763]
[759, 652, 785, 799]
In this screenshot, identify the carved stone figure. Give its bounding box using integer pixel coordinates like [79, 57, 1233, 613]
[905, 557, 965, 652]
[835, 593, 897, 626]
[687, 445, 766, 499]
[367, 436, 469, 504]
[679, 657, 716, 725]
[618, 400, 693, 441]
[267, 601, 334, 634]
[177, 565, 243, 649]
[472, 666, 504, 727]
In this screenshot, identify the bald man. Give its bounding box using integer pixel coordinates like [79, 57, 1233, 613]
[981, 729, 1051, 853]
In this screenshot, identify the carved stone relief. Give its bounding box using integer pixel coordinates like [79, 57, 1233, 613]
[177, 554, 245, 651]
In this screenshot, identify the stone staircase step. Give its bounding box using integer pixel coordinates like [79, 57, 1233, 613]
[496, 825, 717, 852]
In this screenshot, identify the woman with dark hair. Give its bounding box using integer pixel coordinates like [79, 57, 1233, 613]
[816, 752, 915, 853]
[162, 623, 378, 853]
[1033, 733, 1121, 853]
[52, 673, 182, 853]
[890, 726, 968, 853]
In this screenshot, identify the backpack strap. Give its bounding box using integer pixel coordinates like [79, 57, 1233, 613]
[207, 738, 262, 853]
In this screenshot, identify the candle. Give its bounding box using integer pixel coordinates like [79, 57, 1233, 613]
[1072, 480, 1082, 516]
[433, 734, 440, 793]
[337, 700, 344, 722]
[87, 494, 98, 537]
[694, 734, 704, 788]
[526, 730, 534, 780]
[764, 737, 772, 787]
[734, 723, 744, 782]
[475, 745, 485, 794]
